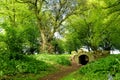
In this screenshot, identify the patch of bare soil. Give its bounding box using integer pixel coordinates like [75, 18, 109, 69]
[39, 62, 81, 80]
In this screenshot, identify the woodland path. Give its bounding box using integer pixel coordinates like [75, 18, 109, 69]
[39, 62, 81, 80]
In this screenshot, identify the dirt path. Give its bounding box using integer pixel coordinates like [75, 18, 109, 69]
[39, 62, 81, 80]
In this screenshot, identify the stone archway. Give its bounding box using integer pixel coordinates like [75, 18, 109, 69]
[79, 55, 89, 65]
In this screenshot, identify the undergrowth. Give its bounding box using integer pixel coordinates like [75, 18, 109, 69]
[0, 52, 53, 79]
[31, 54, 71, 66]
[0, 52, 71, 80]
[62, 54, 120, 80]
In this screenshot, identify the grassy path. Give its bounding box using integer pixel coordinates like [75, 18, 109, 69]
[39, 62, 81, 80]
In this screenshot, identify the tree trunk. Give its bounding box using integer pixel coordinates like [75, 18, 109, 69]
[40, 30, 54, 53]
[40, 30, 47, 53]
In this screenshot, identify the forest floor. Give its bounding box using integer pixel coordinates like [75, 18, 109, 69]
[39, 62, 81, 80]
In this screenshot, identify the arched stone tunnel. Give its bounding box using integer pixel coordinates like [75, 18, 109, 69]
[71, 49, 109, 65]
[78, 55, 89, 65]
[71, 50, 94, 65]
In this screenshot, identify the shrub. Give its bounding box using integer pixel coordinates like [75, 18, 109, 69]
[62, 54, 120, 80]
[79, 54, 120, 74]
[56, 56, 71, 66]
[32, 54, 71, 66]
[78, 54, 120, 80]
[0, 52, 53, 76]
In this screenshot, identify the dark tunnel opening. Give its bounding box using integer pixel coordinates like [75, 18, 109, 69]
[79, 55, 89, 65]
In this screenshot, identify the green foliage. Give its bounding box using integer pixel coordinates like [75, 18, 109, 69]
[79, 55, 120, 74]
[63, 0, 120, 51]
[0, 53, 71, 79]
[0, 22, 40, 54]
[1, 0, 120, 53]
[64, 4, 104, 51]
[4, 26, 24, 53]
[78, 54, 120, 80]
[22, 26, 40, 54]
[0, 52, 53, 77]
[51, 39, 65, 54]
[23, 26, 39, 44]
[32, 54, 71, 66]
[56, 56, 71, 66]
[0, 0, 39, 54]
[0, 42, 7, 53]
[62, 54, 120, 80]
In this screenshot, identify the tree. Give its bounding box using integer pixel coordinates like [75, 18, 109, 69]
[15, 0, 80, 53]
[64, 1, 104, 51]
[0, 0, 39, 54]
[101, 0, 120, 50]
[64, 0, 120, 52]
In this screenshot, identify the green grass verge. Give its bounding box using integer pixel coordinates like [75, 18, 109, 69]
[62, 54, 120, 80]
[0, 52, 71, 80]
[30, 54, 71, 66]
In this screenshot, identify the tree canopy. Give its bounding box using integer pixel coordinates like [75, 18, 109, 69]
[0, 0, 120, 54]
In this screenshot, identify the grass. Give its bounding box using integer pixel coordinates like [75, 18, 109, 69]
[0, 52, 71, 80]
[2, 72, 51, 80]
[30, 53, 71, 66]
[62, 54, 120, 80]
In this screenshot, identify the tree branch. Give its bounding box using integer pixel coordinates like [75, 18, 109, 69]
[15, 0, 34, 5]
[103, 1, 120, 9]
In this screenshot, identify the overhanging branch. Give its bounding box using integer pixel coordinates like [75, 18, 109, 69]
[15, 0, 34, 5]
